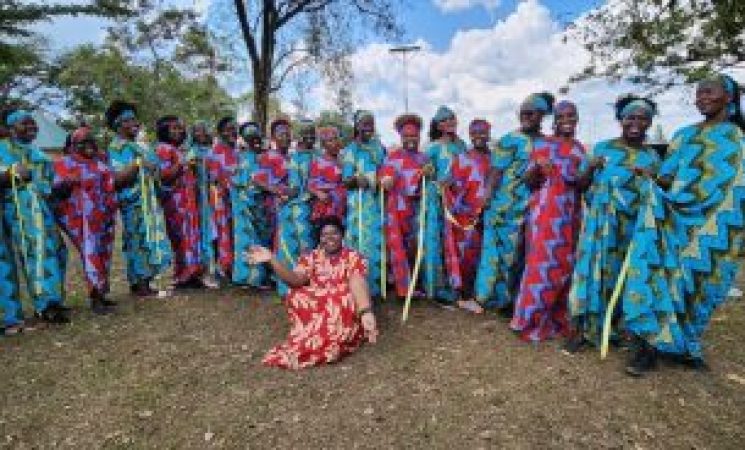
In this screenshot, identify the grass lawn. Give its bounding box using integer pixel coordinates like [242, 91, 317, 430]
[1, 243, 745, 449]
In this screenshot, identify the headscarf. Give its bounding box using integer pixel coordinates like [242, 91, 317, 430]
[394, 113, 423, 136]
[701, 74, 740, 119]
[468, 118, 491, 134]
[6, 110, 33, 127]
[240, 121, 263, 139]
[298, 119, 316, 135]
[269, 116, 291, 137]
[105, 100, 137, 130]
[521, 92, 555, 114]
[554, 100, 577, 116]
[353, 110, 374, 128]
[432, 106, 455, 123]
[617, 97, 657, 120]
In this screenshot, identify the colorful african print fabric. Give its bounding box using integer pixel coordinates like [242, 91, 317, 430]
[231, 149, 269, 287]
[0, 140, 67, 315]
[342, 140, 386, 298]
[187, 143, 217, 277]
[206, 140, 239, 278]
[263, 248, 367, 370]
[282, 148, 315, 266]
[380, 147, 427, 297]
[308, 153, 346, 223]
[442, 148, 490, 296]
[108, 137, 171, 285]
[567, 138, 660, 345]
[423, 139, 465, 301]
[474, 132, 536, 309]
[0, 215, 19, 326]
[53, 152, 117, 296]
[254, 149, 291, 295]
[156, 142, 202, 284]
[620, 122, 745, 358]
[511, 138, 585, 342]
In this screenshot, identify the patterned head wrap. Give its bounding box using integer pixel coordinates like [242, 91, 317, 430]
[317, 125, 341, 142]
[432, 106, 455, 123]
[6, 110, 33, 127]
[554, 100, 577, 116]
[240, 121, 263, 139]
[468, 119, 491, 134]
[270, 116, 291, 136]
[617, 97, 657, 120]
[298, 119, 316, 135]
[105, 100, 137, 130]
[521, 92, 555, 114]
[191, 120, 210, 133]
[394, 113, 423, 136]
[701, 74, 741, 119]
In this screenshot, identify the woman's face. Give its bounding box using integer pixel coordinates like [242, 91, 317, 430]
[193, 127, 211, 146]
[437, 116, 457, 135]
[300, 130, 316, 149]
[357, 118, 376, 142]
[273, 125, 291, 150]
[14, 117, 38, 143]
[323, 137, 342, 157]
[168, 120, 186, 145]
[76, 138, 98, 158]
[119, 117, 140, 140]
[519, 108, 543, 133]
[220, 121, 238, 145]
[247, 136, 263, 152]
[469, 130, 489, 149]
[319, 224, 343, 255]
[554, 106, 578, 137]
[695, 81, 730, 118]
[620, 110, 652, 142]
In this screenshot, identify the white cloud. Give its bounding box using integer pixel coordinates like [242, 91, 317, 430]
[433, 0, 502, 13]
[305, 0, 712, 147]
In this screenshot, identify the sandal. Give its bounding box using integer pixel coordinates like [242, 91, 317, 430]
[3, 323, 24, 336]
[457, 299, 484, 314]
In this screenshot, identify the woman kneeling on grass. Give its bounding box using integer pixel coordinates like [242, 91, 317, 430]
[246, 216, 378, 370]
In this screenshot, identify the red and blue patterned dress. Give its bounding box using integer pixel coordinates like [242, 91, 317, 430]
[308, 153, 346, 224]
[380, 147, 427, 297]
[53, 152, 117, 296]
[512, 137, 585, 341]
[155, 142, 202, 284]
[207, 140, 239, 278]
[442, 148, 490, 296]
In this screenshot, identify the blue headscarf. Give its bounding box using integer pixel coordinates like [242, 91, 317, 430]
[706, 74, 740, 119]
[618, 99, 656, 120]
[6, 110, 33, 127]
[432, 106, 455, 123]
[521, 93, 554, 114]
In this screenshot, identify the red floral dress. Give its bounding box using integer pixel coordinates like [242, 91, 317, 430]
[263, 248, 367, 369]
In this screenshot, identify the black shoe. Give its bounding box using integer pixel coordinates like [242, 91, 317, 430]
[36, 304, 71, 324]
[563, 333, 588, 354]
[90, 299, 114, 316]
[100, 297, 118, 307]
[625, 340, 657, 377]
[683, 355, 710, 372]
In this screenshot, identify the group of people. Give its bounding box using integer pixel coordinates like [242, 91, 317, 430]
[1, 73, 744, 375]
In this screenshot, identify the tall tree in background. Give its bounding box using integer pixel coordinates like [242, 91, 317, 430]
[575, 0, 745, 90]
[216, 0, 402, 129]
[0, 0, 134, 103]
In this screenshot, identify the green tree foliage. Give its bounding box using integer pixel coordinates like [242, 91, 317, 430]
[0, 0, 134, 102]
[575, 0, 745, 89]
[212, 0, 402, 131]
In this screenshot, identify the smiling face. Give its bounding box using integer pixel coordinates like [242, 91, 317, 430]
[13, 117, 38, 143]
[357, 118, 376, 142]
[168, 120, 186, 145]
[119, 117, 140, 140]
[247, 135, 263, 152]
[319, 223, 343, 255]
[469, 129, 489, 150]
[519, 108, 543, 134]
[300, 129, 316, 149]
[695, 80, 731, 119]
[273, 124, 291, 150]
[323, 137, 343, 157]
[436, 116, 457, 136]
[192, 126, 211, 146]
[620, 110, 652, 143]
[219, 121, 238, 145]
[554, 105, 578, 138]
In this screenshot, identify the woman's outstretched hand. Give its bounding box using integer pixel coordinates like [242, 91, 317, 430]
[245, 245, 273, 264]
[360, 312, 378, 344]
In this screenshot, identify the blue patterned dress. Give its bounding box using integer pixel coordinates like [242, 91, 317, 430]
[108, 137, 171, 286]
[0, 140, 67, 318]
[621, 122, 745, 358]
[188, 143, 217, 277]
[342, 140, 386, 298]
[279, 149, 315, 267]
[0, 211, 19, 326]
[474, 132, 538, 309]
[567, 138, 660, 345]
[231, 149, 269, 287]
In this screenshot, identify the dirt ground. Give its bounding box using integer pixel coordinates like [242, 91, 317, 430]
[1, 247, 745, 449]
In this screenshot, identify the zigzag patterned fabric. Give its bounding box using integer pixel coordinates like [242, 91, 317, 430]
[109, 138, 172, 285]
[342, 140, 386, 298]
[188, 143, 218, 277]
[231, 150, 269, 287]
[511, 137, 585, 342]
[207, 140, 239, 277]
[474, 131, 534, 309]
[0, 140, 68, 314]
[568, 139, 660, 345]
[422, 139, 464, 301]
[621, 122, 745, 358]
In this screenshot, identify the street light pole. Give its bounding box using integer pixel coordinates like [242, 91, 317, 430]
[389, 45, 421, 113]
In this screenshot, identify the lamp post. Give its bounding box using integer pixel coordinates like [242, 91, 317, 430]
[389, 45, 421, 113]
